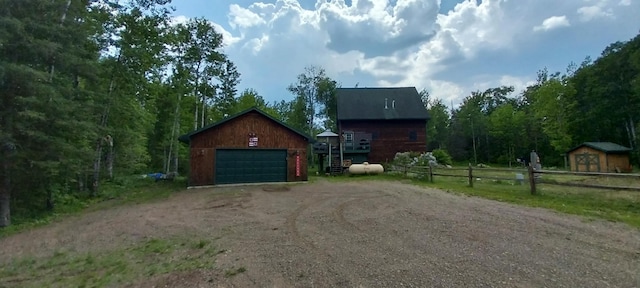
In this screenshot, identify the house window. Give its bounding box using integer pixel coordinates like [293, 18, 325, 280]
[344, 133, 353, 142]
[409, 131, 417, 141]
[372, 131, 379, 140]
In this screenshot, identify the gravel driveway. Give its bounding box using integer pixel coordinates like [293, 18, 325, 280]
[1, 179, 639, 287]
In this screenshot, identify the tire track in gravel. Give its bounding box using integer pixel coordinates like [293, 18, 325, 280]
[333, 195, 389, 232]
[285, 196, 356, 286]
[285, 197, 331, 249]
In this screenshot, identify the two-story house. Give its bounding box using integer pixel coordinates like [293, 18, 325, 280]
[337, 87, 430, 164]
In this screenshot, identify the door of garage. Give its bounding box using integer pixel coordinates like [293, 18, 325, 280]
[215, 149, 287, 184]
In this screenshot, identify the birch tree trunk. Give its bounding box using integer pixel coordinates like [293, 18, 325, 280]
[92, 77, 115, 196]
[48, 0, 72, 82]
[194, 92, 199, 130]
[166, 94, 181, 174]
[201, 92, 206, 128]
[193, 61, 202, 130]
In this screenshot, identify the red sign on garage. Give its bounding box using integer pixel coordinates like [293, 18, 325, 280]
[296, 154, 301, 177]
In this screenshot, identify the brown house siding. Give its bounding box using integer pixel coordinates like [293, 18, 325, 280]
[188, 111, 308, 186]
[340, 119, 427, 163]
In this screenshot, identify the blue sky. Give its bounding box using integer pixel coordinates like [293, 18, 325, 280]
[171, 0, 639, 108]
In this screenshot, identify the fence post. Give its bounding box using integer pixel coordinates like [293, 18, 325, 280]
[468, 163, 473, 187]
[528, 164, 537, 195]
[429, 165, 434, 183]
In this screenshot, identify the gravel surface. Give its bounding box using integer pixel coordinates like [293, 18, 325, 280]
[1, 179, 639, 287]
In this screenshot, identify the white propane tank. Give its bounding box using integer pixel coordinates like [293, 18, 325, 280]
[349, 162, 384, 175]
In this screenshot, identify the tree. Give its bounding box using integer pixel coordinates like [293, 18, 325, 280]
[90, 0, 173, 194]
[287, 66, 338, 133]
[0, 0, 247, 227]
[216, 60, 241, 117]
[232, 88, 280, 118]
[488, 103, 526, 166]
[172, 17, 225, 130]
[0, 0, 106, 224]
[426, 99, 451, 151]
[418, 89, 450, 150]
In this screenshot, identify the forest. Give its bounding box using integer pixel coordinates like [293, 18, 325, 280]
[0, 0, 639, 227]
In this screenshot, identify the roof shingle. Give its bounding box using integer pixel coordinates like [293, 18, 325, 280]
[568, 142, 632, 153]
[336, 87, 430, 120]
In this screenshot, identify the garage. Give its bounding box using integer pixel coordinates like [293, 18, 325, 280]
[178, 108, 313, 187]
[215, 149, 287, 184]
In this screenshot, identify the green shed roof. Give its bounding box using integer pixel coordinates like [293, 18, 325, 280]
[178, 107, 315, 144]
[568, 142, 632, 153]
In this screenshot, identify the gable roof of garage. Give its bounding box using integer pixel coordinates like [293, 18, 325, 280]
[178, 107, 315, 144]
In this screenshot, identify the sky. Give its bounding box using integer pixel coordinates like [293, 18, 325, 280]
[171, 0, 640, 108]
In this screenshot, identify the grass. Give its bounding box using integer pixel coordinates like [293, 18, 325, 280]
[1, 176, 188, 238]
[0, 236, 222, 288]
[316, 167, 640, 228]
[224, 266, 247, 278]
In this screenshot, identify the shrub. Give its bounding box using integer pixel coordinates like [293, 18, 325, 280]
[392, 151, 438, 170]
[431, 149, 453, 166]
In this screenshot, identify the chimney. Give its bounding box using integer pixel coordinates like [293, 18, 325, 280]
[385, 98, 388, 109]
[392, 100, 396, 109]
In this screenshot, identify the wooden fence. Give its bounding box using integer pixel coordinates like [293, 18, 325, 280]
[529, 167, 640, 194]
[391, 164, 640, 194]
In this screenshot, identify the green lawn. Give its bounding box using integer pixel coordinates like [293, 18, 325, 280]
[318, 167, 640, 228]
[0, 236, 223, 288]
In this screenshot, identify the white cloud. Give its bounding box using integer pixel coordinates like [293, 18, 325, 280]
[425, 80, 466, 107]
[229, 4, 266, 29]
[577, 5, 614, 21]
[436, 0, 519, 57]
[170, 15, 189, 26]
[170, 0, 640, 108]
[533, 15, 570, 32]
[498, 76, 537, 94]
[211, 23, 243, 47]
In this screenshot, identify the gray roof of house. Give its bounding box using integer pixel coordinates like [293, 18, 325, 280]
[336, 87, 430, 120]
[568, 142, 632, 153]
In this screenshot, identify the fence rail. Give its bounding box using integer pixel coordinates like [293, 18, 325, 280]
[390, 164, 640, 194]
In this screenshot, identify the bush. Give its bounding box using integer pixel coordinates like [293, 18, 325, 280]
[431, 149, 453, 166]
[392, 151, 438, 169]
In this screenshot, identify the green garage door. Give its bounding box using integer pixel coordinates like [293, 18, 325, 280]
[215, 149, 287, 184]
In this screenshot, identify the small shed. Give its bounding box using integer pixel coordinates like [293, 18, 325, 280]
[178, 108, 313, 186]
[566, 142, 632, 173]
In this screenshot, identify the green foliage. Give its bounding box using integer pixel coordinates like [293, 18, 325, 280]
[0, 236, 219, 287]
[1, 176, 186, 237]
[0, 0, 245, 227]
[426, 98, 451, 150]
[529, 78, 576, 154]
[431, 149, 453, 166]
[287, 66, 339, 133]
